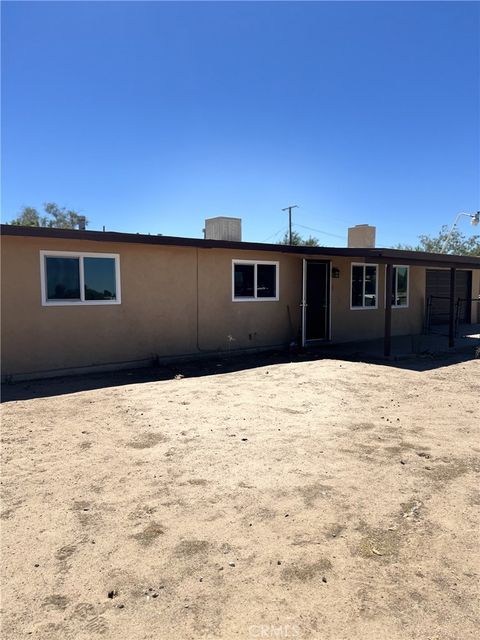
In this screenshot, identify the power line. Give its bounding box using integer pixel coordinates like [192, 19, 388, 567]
[262, 224, 288, 243]
[294, 223, 346, 240]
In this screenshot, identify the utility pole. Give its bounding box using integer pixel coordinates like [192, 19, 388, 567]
[281, 205, 298, 244]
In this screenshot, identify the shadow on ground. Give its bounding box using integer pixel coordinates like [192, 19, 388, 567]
[2, 336, 479, 403]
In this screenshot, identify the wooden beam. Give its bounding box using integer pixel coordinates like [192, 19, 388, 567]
[449, 267, 456, 348]
[384, 263, 393, 357]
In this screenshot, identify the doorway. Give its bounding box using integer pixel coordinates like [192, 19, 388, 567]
[301, 260, 330, 346]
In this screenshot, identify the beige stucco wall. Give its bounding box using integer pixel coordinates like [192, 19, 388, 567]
[329, 257, 426, 342]
[1, 235, 477, 378]
[1, 236, 303, 377]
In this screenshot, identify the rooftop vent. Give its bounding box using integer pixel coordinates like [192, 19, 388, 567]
[204, 217, 242, 242]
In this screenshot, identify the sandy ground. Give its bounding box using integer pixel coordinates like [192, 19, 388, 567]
[1, 354, 479, 640]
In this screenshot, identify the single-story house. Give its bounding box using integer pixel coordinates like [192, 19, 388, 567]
[1, 220, 479, 380]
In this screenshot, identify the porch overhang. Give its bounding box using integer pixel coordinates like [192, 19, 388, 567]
[362, 251, 480, 270]
[364, 252, 480, 357]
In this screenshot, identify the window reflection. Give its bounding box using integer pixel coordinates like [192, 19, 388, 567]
[46, 257, 80, 300]
[392, 266, 408, 307]
[234, 264, 255, 297]
[84, 257, 116, 300]
[351, 264, 377, 308]
[257, 264, 276, 298]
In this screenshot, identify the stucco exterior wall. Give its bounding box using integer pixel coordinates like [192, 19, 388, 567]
[329, 257, 426, 342]
[1, 235, 476, 378]
[1, 236, 303, 377]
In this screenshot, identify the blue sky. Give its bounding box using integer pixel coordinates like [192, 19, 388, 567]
[2, 1, 479, 246]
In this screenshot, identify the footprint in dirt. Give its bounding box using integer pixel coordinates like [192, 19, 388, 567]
[72, 602, 109, 635]
[55, 545, 77, 562]
[132, 522, 166, 546]
[42, 594, 69, 611]
[85, 615, 109, 635]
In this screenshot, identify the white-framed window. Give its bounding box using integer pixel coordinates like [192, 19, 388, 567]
[389, 265, 409, 308]
[232, 260, 279, 301]
[350, 263, 378, 309]
[40, 250, 121, 306]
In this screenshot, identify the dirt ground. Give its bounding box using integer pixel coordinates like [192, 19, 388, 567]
[1, 353, 479, 640]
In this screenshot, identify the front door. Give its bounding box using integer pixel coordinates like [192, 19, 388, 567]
[301, 260, 330, 346]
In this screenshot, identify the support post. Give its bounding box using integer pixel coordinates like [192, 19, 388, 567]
[449, 267, 456, 348]
[384, 263, 393, 357]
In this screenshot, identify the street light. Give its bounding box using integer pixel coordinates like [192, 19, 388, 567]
[441, 211, 480, 253]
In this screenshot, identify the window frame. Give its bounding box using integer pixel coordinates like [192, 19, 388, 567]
[350, 262, 379, 310]
[386, 264, 410, 309]
[40, 250, 121, 306]
[232, 259, 279, 302]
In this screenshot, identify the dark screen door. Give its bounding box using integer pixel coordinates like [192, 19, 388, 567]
[302, 261, 330, 344]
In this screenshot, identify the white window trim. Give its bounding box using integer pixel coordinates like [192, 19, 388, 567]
[350, 262, 378, 310]
[232, 259, 279, 302]
[40, 250, 121, 306]
[385, 264, 410, 309]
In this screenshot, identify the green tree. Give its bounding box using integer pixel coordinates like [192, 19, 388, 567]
[9, 202, 88, 229]
[9, 206, 46, 227]
[395, 225, 480, 257]
[279, 230, 320, 246]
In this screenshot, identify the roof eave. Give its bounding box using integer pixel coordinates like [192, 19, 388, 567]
[1, 224, 479, 269]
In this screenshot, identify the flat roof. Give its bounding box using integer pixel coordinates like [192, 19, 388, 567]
[2, 224, 479, 269]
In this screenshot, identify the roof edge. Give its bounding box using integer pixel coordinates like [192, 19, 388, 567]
[1, 224, 479, 267]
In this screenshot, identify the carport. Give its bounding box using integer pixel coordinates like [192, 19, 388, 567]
[363, 249, 480, 356]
